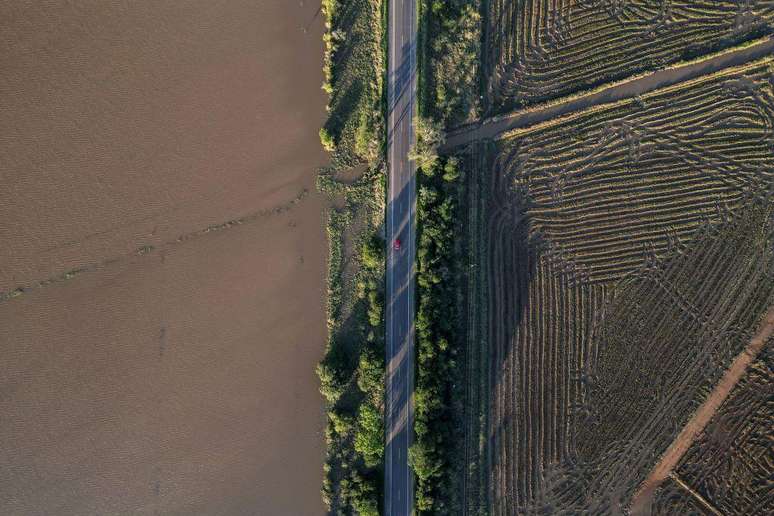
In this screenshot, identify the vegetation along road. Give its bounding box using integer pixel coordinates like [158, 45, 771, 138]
[385, 0, 416, 514]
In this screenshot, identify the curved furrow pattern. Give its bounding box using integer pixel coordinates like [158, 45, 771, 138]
[497, 57, 774, 285]
[485, 0, 774, 113]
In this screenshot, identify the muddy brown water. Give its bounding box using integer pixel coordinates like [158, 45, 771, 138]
[1, 1, 328, 514]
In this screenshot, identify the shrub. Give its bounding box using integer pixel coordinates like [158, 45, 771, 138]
[319, 127, 335, 152]
[409, 116, 445, 171]
[411, 156, 463, 513]
[355, 402, 385, 467]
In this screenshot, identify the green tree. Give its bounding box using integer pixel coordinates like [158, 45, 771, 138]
[319, 127, 335, 152]
[354, 402, 384, 467]
[442, 157, 460, 182]
[357, 348, 384, 399]
[409, 116, 445, 171]
[350, 472, 380, 516]
[360, 234, 384, 270]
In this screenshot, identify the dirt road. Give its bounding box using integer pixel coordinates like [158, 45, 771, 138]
[629, 305, 774, 515]
[443, 37, 774, 149]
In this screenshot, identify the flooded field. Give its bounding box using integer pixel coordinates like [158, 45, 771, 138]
[0, 1, 328, 514]
[0, 0, 326, 291]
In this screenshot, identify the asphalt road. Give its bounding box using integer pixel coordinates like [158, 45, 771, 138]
[385, 0, 416, 514]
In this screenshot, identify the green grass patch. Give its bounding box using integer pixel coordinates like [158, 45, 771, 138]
[417, 0, 482, 127]
[322, 0, 384, 169]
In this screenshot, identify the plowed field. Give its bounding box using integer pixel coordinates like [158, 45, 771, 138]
[460, 55, 774, 514]
[485, 0, 774, 112]
[651, 342, 774, 515]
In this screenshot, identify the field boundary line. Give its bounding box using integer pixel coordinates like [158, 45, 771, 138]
[668, 473, 723, 516]
[461, 146, 477, 515]
[443, 36, 774, 148]
[496, 54, 773, 140]
[487, 36, 772, 127]
[629, 304, 774, 514]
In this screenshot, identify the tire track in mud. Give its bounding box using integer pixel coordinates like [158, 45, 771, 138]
[548, 205, 774, 511]
[469, 65, 774, 508]
[461, 18, 774, 516]
[485, 0, 774, 111]
[668, 472, 723, 516]
[486, 167, 510, 514]
[491, 56, 774, 287]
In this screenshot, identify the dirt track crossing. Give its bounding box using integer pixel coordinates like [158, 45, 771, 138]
[444, 36, 774, 149]
[630, 305, 774, 515]
[458, 49, 774, 513]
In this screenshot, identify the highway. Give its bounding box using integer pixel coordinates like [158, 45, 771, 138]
[385, 0, 416, 514]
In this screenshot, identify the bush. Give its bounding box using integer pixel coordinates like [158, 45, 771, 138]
[355, 402, 385, 467]
[320, 0, 383, 167]
[357, 347, 384, 402]
[361, 233, 384, 270]
[409, 116, 445, 171]
[320, 127, 335, 152]
[319, 224, 385, 514]
[419, 1, 481, 125]
[350, 473, 380, 516]
[355, 110, 375, 159]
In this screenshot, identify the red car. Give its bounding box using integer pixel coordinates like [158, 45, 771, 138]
[393, 238, 401, 251]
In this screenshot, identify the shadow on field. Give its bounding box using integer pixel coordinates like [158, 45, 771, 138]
[459, 141, 542, 512]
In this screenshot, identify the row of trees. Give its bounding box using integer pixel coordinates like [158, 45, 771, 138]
[318, 233, 386, 515]
[317, 1, 388, 511]
[410, 157, 465, 513]
[407, 2, 481, 512]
